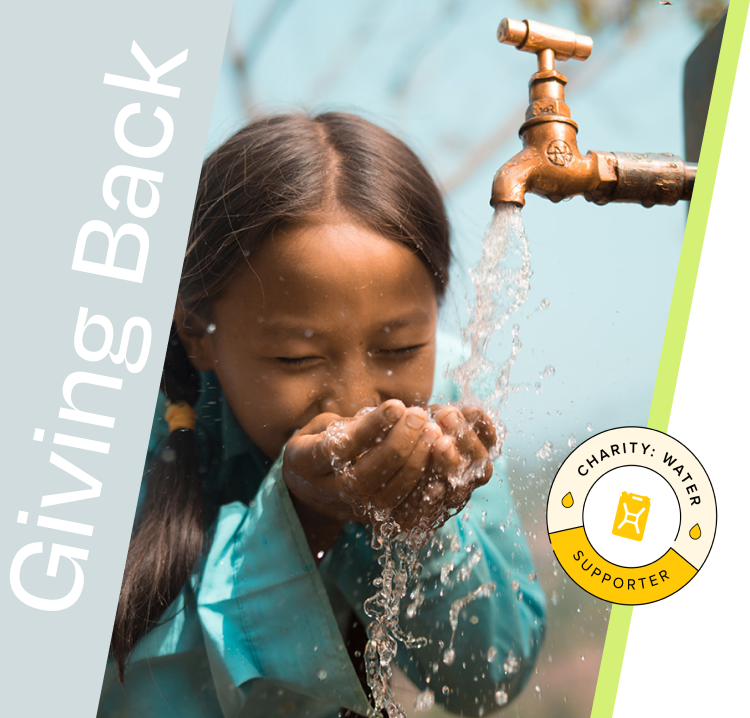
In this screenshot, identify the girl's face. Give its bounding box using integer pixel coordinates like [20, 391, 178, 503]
[179, 215, 439, 461]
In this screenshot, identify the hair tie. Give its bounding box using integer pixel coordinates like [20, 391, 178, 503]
[165, 401, 197, 432]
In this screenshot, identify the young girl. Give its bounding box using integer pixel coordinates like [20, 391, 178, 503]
[98, 113, 545, 718]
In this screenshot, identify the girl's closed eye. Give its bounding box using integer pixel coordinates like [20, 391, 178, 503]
[373, 343, 428, 358]
[274, 355, 324, 368]
[275, 347, 424, 367]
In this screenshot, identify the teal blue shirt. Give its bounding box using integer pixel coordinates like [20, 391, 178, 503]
[98, 336, 545, 717]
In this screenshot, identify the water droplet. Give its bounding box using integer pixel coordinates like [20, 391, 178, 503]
[386, 370, 393, 376]
[469, 615, 479, 625]
[414, 689, 434, 711]
[567, 434, 577, 448]
[303, 328, 314, 338]
[690, 523, 701, 539]
[440, 563, 454, 585]
[581, 654, 586, 661]
[541, 365, 555, 378]
[442, 686, 450, 696]
[503, 650, 519, 675]
[317, 669, 327, 680]
[550, 591, 558, 606]
[536, 441, 553, 461]
[540, 298, 550, 309]
[487, 646, 498, 662]
[562, 492, 574, 508]
[206, 323, 216, 334]
[316, 550, 325, 559]
[495, 690, 508, 706]
[443, 648, 455, 665]
[586, 423, 593, 432]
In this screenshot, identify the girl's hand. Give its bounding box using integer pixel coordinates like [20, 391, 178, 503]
[283, 399, 421, 557]
[283, 401, 497, 533]
[283, 399, 436, 523]
[390, 405, 497, 530]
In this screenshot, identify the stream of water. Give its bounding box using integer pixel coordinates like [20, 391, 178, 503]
[452, 203, 533, 443]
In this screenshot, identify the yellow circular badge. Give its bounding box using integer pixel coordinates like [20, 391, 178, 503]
[547, 427, 716, 605]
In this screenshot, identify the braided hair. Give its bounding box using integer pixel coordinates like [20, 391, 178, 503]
[110, 332, 203, 679]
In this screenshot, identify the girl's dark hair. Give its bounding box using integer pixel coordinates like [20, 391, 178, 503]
[111, 112, 451, 677]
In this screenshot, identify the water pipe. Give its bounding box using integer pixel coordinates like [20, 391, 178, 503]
[491, 18, 697, 208]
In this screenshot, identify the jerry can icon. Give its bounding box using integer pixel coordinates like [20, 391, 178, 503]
[612, 491, 651, 542]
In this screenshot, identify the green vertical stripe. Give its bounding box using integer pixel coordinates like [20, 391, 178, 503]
[648, 0, 749, 432]
[590, 2, 749, 717]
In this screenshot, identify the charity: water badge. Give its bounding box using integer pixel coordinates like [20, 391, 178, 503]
[547, 427, 716, 605]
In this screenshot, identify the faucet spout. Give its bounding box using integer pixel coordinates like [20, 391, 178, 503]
[491, 147, 538, 207]
[492, 18, 697, 209]
[491, 137, 612, 208]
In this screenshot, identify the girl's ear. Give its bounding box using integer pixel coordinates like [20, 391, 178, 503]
[174, 303, 216, 372]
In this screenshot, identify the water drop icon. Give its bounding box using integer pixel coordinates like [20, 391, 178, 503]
[562, 492, 574, 508]
[689, 523, 701, 540]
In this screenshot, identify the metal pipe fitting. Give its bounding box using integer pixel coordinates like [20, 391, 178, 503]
[585, 153, 697, 207]
[491, 18, 697, 209]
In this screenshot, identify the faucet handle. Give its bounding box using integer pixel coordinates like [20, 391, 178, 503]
[498, 18, 593, 63]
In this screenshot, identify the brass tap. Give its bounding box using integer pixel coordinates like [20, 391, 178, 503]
[491, 18, 697, 208]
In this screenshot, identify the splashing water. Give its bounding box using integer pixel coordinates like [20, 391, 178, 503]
[325, 418, 445, 717]
[503, 650, 520, 676]
[536, 441, 554, 462]
[324, 204, 534, 717]
[414, 689, 435, 712]
[443, 582, 497, 664]
[362, 511, 434, 718]
[451, 203, 532, 447]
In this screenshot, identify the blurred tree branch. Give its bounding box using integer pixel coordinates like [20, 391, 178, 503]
[526, 0, 727, 31]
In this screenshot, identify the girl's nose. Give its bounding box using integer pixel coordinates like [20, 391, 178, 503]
[319, 363, 380, 417]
